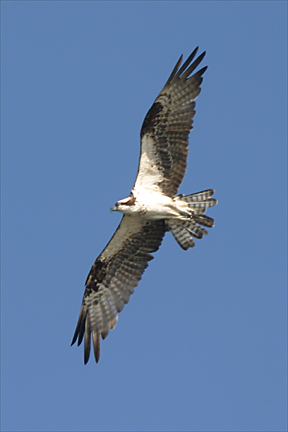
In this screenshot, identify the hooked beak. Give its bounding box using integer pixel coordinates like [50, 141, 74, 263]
[110, 204, 117, 212]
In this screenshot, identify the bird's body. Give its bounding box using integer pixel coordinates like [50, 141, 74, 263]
[112, 190, 187, 219]
[71, 47, 217, 364]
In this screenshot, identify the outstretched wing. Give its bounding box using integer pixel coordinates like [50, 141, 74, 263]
[134, 47, 207, 197]
[71, 216, 165, 364]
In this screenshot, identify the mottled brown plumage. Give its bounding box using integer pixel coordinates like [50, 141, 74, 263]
[72, 218, 165, 364]
[135, 48, 207, 197]
[71, 48, 217, 364]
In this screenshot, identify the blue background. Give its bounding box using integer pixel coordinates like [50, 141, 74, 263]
[1, 2, 287, 431]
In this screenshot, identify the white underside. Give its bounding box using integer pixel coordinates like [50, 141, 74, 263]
[116, 188, 191, 220]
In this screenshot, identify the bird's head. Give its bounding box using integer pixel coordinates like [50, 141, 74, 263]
[110, 193, 136, 214]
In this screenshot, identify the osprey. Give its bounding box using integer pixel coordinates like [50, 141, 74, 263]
[71, 47, 217, 364]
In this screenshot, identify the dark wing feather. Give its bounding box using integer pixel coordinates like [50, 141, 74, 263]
[71, 216, 165, 364]
[134, 47, 207, 197]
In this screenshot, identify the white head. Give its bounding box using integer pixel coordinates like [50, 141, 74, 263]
[110, 193, 136, 214]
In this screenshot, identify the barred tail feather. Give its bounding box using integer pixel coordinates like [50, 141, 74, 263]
[193, 214, 214, 227]
[178, 189, 217, 214]
[167, 221, 196, 250]
[167, 219, 210, 250]
[167, 190, 216, 250]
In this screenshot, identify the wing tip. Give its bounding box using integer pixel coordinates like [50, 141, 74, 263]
[164, 54, 183, 86]
[93, 332, 101, 363]
[71, 304, 85, 347]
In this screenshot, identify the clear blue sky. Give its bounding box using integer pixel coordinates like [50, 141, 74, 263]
[1, 2, 287, 431]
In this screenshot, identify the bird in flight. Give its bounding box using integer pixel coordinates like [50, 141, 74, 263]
[71, 47, 217, 364]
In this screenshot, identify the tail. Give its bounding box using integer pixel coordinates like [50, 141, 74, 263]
[166, 189, 217, 250]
